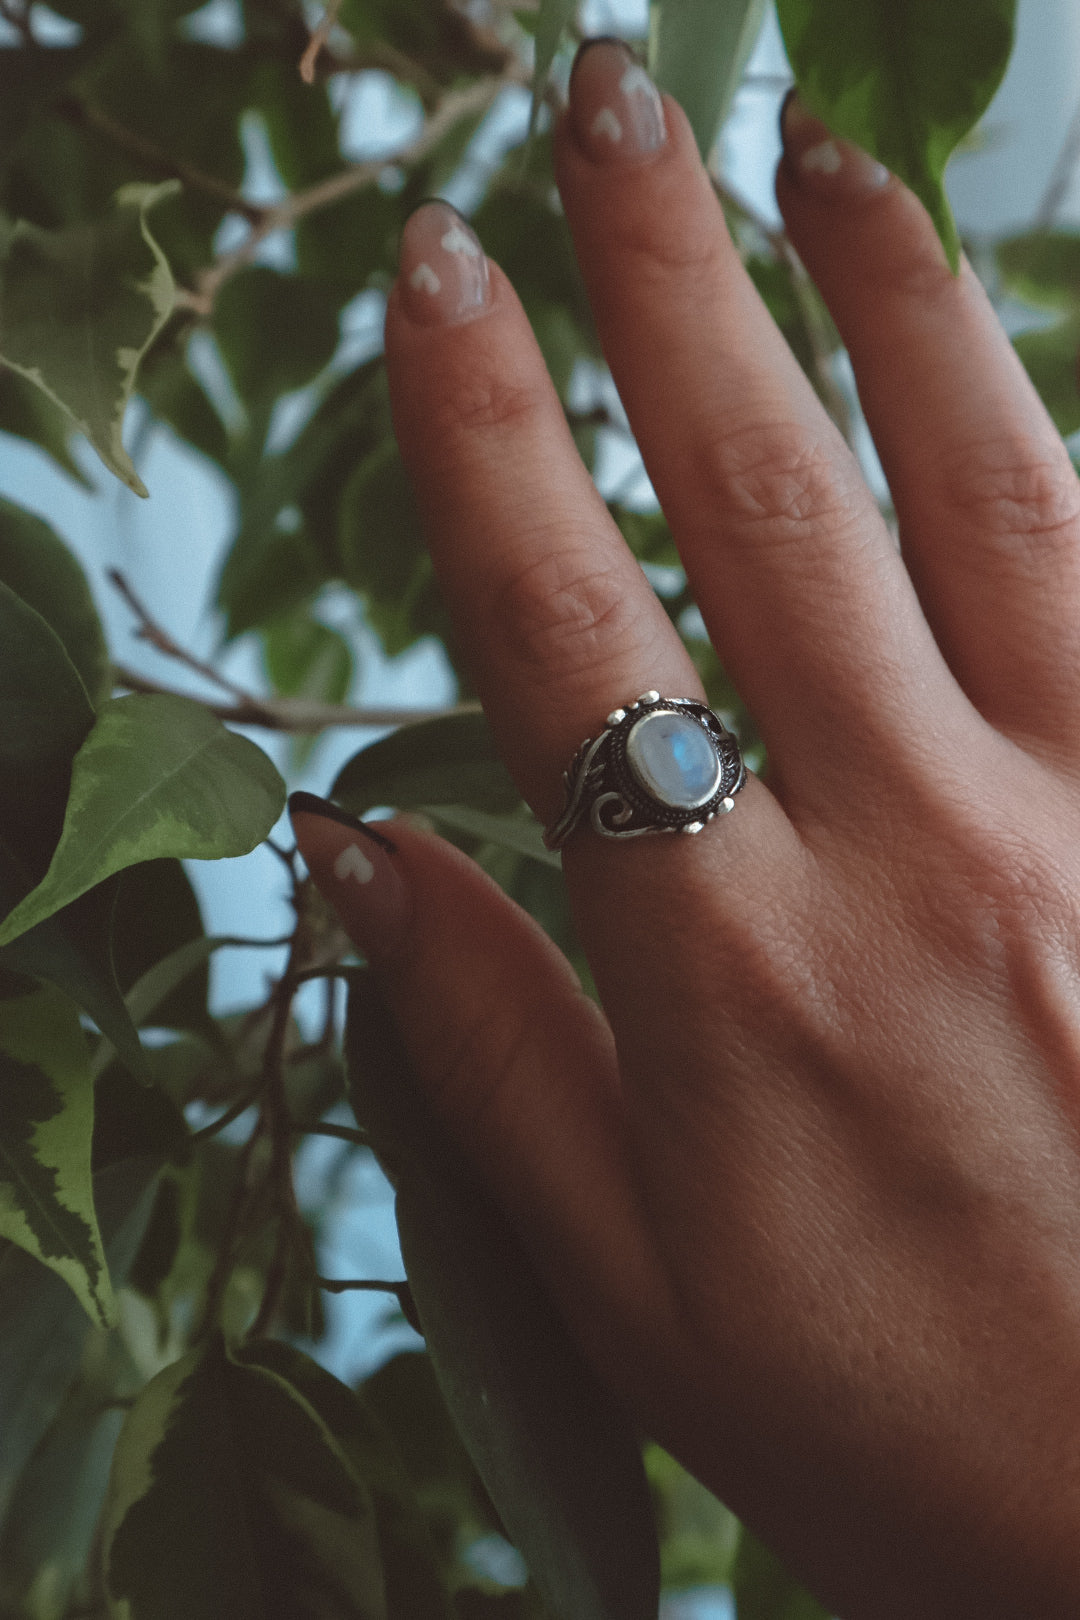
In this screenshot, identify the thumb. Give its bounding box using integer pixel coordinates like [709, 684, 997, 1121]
[286, 794, 659, 1356]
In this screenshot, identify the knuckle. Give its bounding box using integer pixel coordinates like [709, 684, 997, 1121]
[426, 348, 551, 446]
[488, 544, 645, 683]
[933, 435, 1080, 562]
[694, 419, 863, 547]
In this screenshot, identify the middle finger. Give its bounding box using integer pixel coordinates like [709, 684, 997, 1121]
[555, 42, 963, 802]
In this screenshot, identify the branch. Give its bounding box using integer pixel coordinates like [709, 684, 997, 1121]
[188, 73, 516, 314]
[0, 0, 32, 43]
[109, 571, 253, 702]
[113, 663, 473, 732]
[316, 1274, 406, 1296]
[57, 96, 265, 223]
[299, 0, 343, 84]
[293, 1120, 369, 1147]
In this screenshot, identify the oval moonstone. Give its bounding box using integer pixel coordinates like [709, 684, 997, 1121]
[625, 709, 721, 809]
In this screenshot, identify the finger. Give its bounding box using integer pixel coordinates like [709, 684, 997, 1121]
[383, 198, 702, 826]
[287, 794, 670, 1376]
[777, 96, 1080, 758]
[553, 42, 959, 798]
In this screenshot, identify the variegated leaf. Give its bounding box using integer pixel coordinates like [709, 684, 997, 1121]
[0, 182, 178, 496]
[0, 987, 115, 1329]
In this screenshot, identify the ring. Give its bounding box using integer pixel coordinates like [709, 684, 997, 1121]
[543, 691, 746, 851]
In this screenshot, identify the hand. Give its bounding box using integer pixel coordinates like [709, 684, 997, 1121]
[291, 41, 1080, 1620]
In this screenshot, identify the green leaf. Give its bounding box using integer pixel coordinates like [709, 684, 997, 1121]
[425, 805, 560, 870]
[263, 611, 353, 706]
[0, 1155, 160, 1522]
[1012, 316, 1080, 439]
[0, 367, 94, 488]
[529, 0, 576, 137]
[0, 986, 115, 1328]
[332, 710, 521, 817]
[347, 975, 660, 1620]
[237, 1341, 456, 1620]
[651, 0, 768, 161]
[997, 230, 1080, 312]
[0, 497, 111, 706]
[0, 1397, 127, 1620]
[102, 1333, 388, 1620]
[0, 694, 286, 948]
[110, 858, 216, 1044]
[213, 268, 342, 424]
[774, 0, 1017, 270]
[0, 182, 179, 495]
[730, 1527, 831, 1620]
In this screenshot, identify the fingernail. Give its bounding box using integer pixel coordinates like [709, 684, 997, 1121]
[288, 792, 410, 959]
[569, 37, 666, 163]
[780, 90, 890, 197]
[398, 200, 490, 326]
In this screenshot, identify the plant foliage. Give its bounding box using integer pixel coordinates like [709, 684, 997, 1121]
[0, 0, 1055, 1614]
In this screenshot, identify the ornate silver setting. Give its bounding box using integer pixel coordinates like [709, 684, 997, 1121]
[543, 691, 745, 851]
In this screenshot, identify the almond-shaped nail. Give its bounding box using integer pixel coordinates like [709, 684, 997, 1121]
[780, 91, 890, 197]
[398, 200, 490, 326]
[570, 38, 666, 163]
[288, 791, 410, 959]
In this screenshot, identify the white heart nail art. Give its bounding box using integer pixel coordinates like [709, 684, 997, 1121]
[801, 140, 843, 176]
[620, 64, 654, 99]
[441, 223, 481, 258]
[409, 262, 441, 294]
[591, 107, 623, 143]
[334, 843, 375, 885]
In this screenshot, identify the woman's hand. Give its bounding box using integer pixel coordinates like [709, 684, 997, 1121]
[291, 41, 1080, 1620]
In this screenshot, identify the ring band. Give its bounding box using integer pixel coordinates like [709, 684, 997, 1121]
[543, 691, 746, 851]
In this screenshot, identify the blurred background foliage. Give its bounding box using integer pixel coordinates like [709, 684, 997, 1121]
[1, 0, 1075, 1614]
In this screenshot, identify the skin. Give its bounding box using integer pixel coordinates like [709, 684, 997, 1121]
[292, 46, 1080, 1620]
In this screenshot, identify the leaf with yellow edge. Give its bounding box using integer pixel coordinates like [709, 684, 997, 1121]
[0, 182, 178, 496]
[0, 987, 115, 1329]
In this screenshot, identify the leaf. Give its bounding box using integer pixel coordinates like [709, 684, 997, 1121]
[110, 858, 216, 1044]
[0, 497, 111, 706]
[332, 710, 521, 817]
[997, 230, 1080, 312]
[237, 1341, 456, 1620]
[0, 694, 286, 948]
[102, 1333, 389, 1620]
[426, 805, 560, 870]
[0, 578, 95, 894]
[529, 0, 576, 137]
[774, 0, 1017, 270]
[0, 1398, 127, 1620]
[651, 0, 769, 161]
[0, 366, 93, 488]
[730, 1527, 831, 1620]
[1012, 316, 1080, 439]
[262, 611, 353, 706]
[0, 1155, 160, 1523]
[0, 986, 115, 1328]
[213, 267, 343, 424]
[346, 974, 660, 1620]
[0, 181, 179, 495]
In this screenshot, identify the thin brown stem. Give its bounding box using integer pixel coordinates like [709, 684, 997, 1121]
[57, 96, 265, 222]
[316, 1274, 407, 1296]
[109, 572, 254, 703]
[294, 1121, 369, 1147]
[113, 662, 475, 732]
[188, 1082, 265, 1144]
[188, 73, 515, 314]
[299, 0, 343, 84]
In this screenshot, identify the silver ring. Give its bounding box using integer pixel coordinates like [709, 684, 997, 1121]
[543, 691, 746, 851]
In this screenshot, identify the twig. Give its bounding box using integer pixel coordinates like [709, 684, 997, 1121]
[57, 96, 265, 223]
[299, 0, 343, 84]
[188, 1082, 265, 1144]
[293, 1120, 369, 1147]
[188, 74, 514, 314]
[316, 1274, 407, 1297]
[1036, 90, 1080, 229]
[109, 571, 253, 703]
[113, 662, 475, 732]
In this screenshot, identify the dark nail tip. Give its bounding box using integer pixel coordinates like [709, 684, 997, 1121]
[287, 791, 398, 853]
[570, 34, 638, 76]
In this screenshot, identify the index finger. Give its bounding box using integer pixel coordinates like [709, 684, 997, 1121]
[384, 197, 708, 825]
